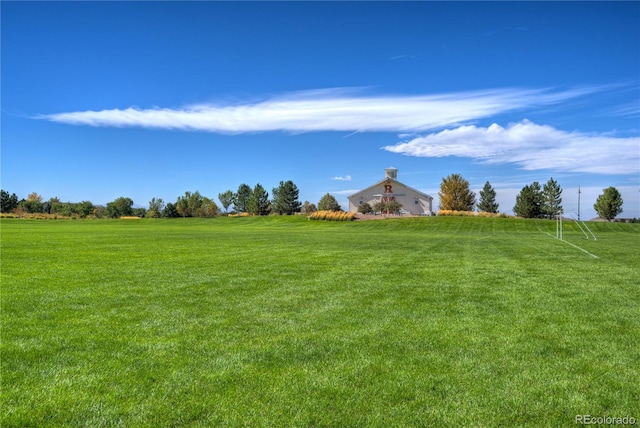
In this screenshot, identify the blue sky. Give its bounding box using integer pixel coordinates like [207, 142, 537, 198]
[2, 1, 639, 219]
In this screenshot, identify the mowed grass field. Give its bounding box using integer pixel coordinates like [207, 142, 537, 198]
[1, 216, 638, 427]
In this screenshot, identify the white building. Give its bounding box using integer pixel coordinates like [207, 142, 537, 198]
[348, 168, 434, 215]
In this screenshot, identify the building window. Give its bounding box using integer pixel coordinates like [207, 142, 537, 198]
[415, 200, 419, 204]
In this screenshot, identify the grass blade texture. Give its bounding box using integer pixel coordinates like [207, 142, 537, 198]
[2, 216, 638, 426]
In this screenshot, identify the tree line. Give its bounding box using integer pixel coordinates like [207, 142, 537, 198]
[0, 180, 345, 219]
[435, 173, 624, 221]
[0, 175, 626, 221]
[0, 191, 99, 218]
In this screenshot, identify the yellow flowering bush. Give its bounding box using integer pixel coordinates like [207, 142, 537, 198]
[437, 210, 511, 218]
[308, 210, 355, 221]
[437, 210, 476, 217]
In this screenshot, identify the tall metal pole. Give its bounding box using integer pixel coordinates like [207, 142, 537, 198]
[560, 214, 563, 241]
[577, 186, 581, 221]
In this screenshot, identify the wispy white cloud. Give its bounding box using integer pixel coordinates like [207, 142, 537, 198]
[331, 175, 352, 181]
[38, 86, 603, 134]
[390, 54, 419, 60]
[610, 102, 640, 119]
[383, 120, 640, 175]
[331, 189, 360, 196]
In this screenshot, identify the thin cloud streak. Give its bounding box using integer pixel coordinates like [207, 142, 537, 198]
[383, 120, 640, 175]
[331, 189, 360, 196]
[611, 102, 640, 118]
[331, 175, 352, 181]
[38, 86, 602, 134]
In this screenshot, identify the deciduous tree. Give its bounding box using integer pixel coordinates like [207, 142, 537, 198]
[594, 186, 623, 221]
[132, 207, 147, 218]
[373, 199, 402, 215]
[21, 192, 44, 213]
[51, 202, 73, 217]
[197, 197, 218, 217]
[27, 192, 43, 203]
[106, 197, 134, 218]
[162, 202, 179, 218]
[438, 174, 476, 211]
[357, 202, 373, 214]
[147, 197, 165, 218]
[176, 191, 218, 217]
[301, 201, 317, 214]
[317, 193, 341, 211]
[77, 201, 95, 218]
[218, 190, 234, 213]
[176, 192, 191, 217]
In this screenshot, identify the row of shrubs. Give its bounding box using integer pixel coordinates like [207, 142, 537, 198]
[308, 210, 355, 221]
[611, 218, 640, 223]
[437, 210, 512, 218]
[0, 212, 86, 220]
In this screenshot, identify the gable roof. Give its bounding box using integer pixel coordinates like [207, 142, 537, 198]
[349, 177, 433, 200]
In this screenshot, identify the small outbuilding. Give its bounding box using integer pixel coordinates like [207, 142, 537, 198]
[348, 168, 434, 215]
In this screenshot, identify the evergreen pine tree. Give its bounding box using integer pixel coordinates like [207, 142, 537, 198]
[0, 190, 19, 213]
[513, 182, 543, 218]
[542, 177, 563, 219]
[477, 181, 499, 213]
[248, 183, 271, 215]
[272, 180, 301, 215]
[234, 184, 252, 213]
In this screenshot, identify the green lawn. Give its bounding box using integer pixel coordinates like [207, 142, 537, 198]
[2, 216, 638, 426]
